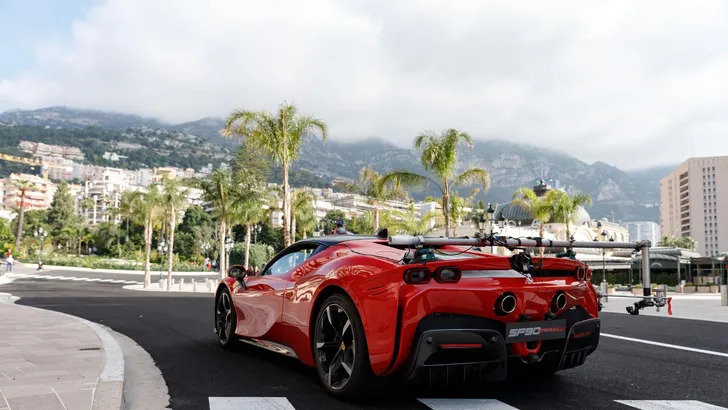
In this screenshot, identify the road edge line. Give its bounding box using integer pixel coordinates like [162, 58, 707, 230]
[0, 292, 126, 410]
[602, 333, 728, 358]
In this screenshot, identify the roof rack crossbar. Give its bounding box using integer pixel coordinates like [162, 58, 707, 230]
[387, 234, 660, 316]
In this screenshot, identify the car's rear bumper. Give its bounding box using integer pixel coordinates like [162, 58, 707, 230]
[399, 308, 600, 384]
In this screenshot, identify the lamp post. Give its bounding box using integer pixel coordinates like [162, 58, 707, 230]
[486, 203, 496, 252]
[601, 229, 608, 284]
[253, 224, 262, 244]
[157, 239, 168, 281]
[33, 227, 48, 268]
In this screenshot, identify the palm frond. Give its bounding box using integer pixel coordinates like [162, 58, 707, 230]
[453, 168, 490, 191]
[378, 170, 441, 194]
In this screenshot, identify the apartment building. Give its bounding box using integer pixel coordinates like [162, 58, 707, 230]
[659, 156, 728, 256]
[621, 221, 661, 245]
[2, 173, 57, 211]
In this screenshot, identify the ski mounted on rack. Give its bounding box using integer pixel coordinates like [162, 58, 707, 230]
[387, 233, 668, 315]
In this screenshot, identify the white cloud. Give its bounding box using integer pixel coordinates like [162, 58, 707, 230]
[2, 0, 728, 169]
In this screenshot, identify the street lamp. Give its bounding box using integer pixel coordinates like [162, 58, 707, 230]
[497, 212, 506, 230]
[253, 224, 262, 244]
[33, 227, 48, 268]
[157, 239, 168, 280]
[601, 230, 608, 284]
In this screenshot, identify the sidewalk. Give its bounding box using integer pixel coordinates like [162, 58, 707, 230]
[0, 295, 123, 410]
[601, 293, 728, 323]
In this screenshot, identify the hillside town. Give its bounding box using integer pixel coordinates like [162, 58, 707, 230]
[2, 138, 723, 290]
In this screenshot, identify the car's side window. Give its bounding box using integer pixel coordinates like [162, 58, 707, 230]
[263, 245, 320, 276]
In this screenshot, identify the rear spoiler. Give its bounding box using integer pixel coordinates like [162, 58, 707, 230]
[388, 234, 664, 316]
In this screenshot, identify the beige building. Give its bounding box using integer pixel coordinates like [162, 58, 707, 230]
[2, 173, 57, 211]
[659, 156, 728, 257]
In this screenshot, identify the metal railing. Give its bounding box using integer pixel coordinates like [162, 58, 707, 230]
[387, 234, 668, 315]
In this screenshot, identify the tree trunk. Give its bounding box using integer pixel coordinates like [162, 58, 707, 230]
[282, 163, 291, 247]
[291, 193, 297, 244]
[14, 191, 26, 248]
[442, 192, 450, 238]
[244, 223, 251, 269]
[219, 219, 227, 280]
[166, 208, 176, 291]
[144, 220, 152, 288]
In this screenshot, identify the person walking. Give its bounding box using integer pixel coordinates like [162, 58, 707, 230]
[5, 254, 13, 273]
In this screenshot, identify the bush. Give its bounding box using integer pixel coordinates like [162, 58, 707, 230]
[229, 243, 276, 268]
[14, 253, 204, 272]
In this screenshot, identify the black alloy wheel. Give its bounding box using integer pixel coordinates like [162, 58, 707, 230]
[313, 294, 376, 399]
[216, 289, 237, 348]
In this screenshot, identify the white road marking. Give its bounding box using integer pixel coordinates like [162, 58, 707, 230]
[615, 400, 728, 409]
[9, 273, 142, 285]
[419, 398, 519, 410]
[209, 397, 296, 410]
[602, 333, 728, 359]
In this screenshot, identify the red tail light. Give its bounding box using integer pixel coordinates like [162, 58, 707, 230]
[585, 268, 592, 281]
[434, 267, 461, 283]
[403, 268, 430, 284]
[576, 267, 586, 281]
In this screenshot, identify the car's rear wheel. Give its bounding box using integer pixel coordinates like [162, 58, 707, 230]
[215, 288, 237, 348]
[313, 293, 375, 400]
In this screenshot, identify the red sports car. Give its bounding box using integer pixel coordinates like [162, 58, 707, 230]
[213, 233, 600, 399]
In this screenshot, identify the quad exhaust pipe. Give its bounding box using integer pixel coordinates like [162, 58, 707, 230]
[551, 291, 567, 313]
[495, 292, 517, 316]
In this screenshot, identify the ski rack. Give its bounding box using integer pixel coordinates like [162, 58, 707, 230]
[387, 234, 666, 315]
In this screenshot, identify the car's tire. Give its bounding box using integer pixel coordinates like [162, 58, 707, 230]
[215, 287, 238, 349]
[313, 293, 377, 400]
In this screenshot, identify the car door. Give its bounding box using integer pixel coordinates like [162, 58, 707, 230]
[233, 242, 323, 339]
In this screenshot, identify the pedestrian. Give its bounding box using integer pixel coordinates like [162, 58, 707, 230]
[5, 254, 13, 273]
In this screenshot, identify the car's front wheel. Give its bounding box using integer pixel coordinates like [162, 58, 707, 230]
[215, 288, 238, 349]
[313, 293, 376, 400]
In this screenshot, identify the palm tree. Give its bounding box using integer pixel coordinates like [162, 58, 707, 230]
[162, 178, 189, 290]
[511, 186, 558, 256]
[11, 179, 38, 249]
[230, 195, 267, 270]
[426, 188, 480, 237]
[199, 169, 235, 278]
[290, 189, 316, 241]
[222, 101, 328, 247]
[388, 203, 443, 235]
[334, 167, 407, 232]
[128, 186, 163, 287]
[549, 190, 593, 240]
[378, 129, 490, 237]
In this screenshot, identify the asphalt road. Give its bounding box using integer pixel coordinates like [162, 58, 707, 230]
[10, 267, 219, 283]
[3, 276, 728, 410]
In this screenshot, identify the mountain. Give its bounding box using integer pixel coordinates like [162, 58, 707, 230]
[0, 106, 669, 223]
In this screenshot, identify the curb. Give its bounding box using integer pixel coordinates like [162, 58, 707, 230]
[25, 264, 221, 277]
[0, 293, 126, 410]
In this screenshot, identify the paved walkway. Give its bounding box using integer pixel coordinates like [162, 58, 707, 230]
[601, 293, 728, 323]
[0, 296, 121, 410]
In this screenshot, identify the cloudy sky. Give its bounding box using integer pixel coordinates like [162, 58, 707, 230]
[1, 0, 727, 170]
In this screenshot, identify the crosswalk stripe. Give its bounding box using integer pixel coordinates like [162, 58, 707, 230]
[419, 398, 518, 409]
[615, 400, 728, 409]
[208, 397, 296, 410]
[9, 273, 142, 285]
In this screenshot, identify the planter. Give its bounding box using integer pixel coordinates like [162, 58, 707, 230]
[608, 287, 615, 294]
[697, 285, 711, 293]
[632, 288, 644, 296]
[681, 285, 696, 294]
[710, 285, 719, 293]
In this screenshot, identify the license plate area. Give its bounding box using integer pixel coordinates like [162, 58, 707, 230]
[505, 319, 567, 343]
